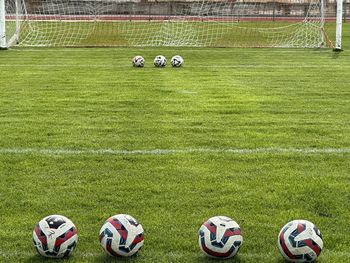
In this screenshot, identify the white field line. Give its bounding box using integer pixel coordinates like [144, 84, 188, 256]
[0, 147, 349, 156]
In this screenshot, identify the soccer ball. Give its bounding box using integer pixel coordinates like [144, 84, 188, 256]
[132, 56, 145, 67]
[278, 219, 323, 262]
[154, 55, 167, 67]
[32, 215, 78, 258]
[99, 214, 144, 257]
[198, 216, 243, 259]
[171, 55, 184, 67]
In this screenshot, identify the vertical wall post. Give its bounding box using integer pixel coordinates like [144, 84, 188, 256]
[335, 0, 343, 51]
[0, 0, 7, 49]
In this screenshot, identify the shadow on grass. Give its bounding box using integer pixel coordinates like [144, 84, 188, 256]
[23, 255, 71, 262]
[193, 255, 243, 263]
[23, 254, 288, 262]
[275, 258, 287, 263]
[194, 254, 288, 263]
[332, 50, 344, 59]
[91, 254, 141, 263]
[24, 254, 140, 263]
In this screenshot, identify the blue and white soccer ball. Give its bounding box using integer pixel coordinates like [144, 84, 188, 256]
[171, 55, 184, 67]
[198, 216, 243, 259]
[278, 219, 323, 262]
[32, 215, 78, 258]
[99, 214, 144, 257]
[132, 55, 145, 67]
[154, 55, 167, 67]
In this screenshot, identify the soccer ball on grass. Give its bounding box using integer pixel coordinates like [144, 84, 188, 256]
[278, 219, 323, 262]
[99, 214, 144, 257]
[154, 55, 167, 67]
[32, 215, 78, 258]
[132, 56, 145, 67]
[171, 55, 184, 67]
[198, 216, 243, 259]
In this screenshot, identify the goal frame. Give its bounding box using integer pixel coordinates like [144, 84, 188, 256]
[0, 0, 345, 50]
[0, 0, 6, 49]
[334, 0, 344, 51]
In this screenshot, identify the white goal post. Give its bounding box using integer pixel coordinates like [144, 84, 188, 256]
[0, 0, 6, 48]
[0, 0, 345, 49]
[335, 0, 343, 50]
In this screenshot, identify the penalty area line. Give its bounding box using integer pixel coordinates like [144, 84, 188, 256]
[0, 147, 349, 156]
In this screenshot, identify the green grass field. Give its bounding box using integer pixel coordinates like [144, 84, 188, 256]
[0, 24, 350, 262]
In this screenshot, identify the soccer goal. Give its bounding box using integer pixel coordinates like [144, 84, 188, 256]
[0, 0, 344, 49]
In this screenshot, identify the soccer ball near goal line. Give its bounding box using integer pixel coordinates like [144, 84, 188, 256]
[99, 214, 144, 257]
[171, 55, 184, 67]
[154, 55, 167, 67]
[198, 216, 243, 259]
[132, 56, 145, 67]
[278, 219, 323, 262]
[32, 215, 78, 258]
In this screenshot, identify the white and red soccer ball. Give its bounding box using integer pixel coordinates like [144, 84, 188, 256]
[278, 219, 323, 262]
[99, 214, 144, 257]
[198, 216, 243, 259]
[32, 215, 78, 258]
[132, 55, 145, 67]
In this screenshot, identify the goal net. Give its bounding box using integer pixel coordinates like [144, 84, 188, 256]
[1, 0, 341, 48]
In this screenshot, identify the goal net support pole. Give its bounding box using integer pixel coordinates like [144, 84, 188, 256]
[0, 0, 6, 49]
[320, 0, 325, 46]
[335, 0, 343, 51]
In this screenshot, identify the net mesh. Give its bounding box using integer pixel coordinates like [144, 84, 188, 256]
[4, 0, 338, 47]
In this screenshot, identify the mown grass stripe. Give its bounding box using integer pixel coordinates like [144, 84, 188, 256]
[1, 64, 350, 68]
[0, 147, 349, 155]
